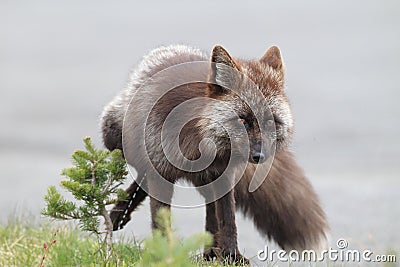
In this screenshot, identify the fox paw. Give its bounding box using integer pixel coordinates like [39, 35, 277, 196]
[203, 247, 219, 261]
[203, 247, 249, 265]
[221, 250, 249, 265]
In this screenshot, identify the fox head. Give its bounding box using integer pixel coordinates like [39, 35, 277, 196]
[201, 45, 294, 165]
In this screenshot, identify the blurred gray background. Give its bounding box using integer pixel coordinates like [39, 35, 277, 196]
[1, 0, 399, 263]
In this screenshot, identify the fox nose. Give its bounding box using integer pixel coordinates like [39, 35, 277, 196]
[251, 151, 266, 164]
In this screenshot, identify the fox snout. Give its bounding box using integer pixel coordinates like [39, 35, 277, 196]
[250, 151, 266, 164]
[249, 142, 268, 164]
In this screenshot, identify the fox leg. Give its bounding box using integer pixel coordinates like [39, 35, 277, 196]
[195, 186, 219, 260]
[211, 176, 249, 264]
[194, 184, 219, 236]
[195, 177, 247, 264]
[205, 202, 218, 236]
[215, 188, 249, 264]
[202, 202, 221, 260]
[147, 176, 174, 230]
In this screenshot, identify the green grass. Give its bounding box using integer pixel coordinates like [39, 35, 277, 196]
[0, 220, 141, 267]
[0, 219, 239, 267]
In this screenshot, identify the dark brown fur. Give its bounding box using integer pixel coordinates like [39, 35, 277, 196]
[102, 45, 329, 264]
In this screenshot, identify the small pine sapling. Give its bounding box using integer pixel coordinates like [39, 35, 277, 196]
[42, 137, 128, 260]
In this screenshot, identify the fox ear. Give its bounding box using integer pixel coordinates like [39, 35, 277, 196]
[211, 45, 240, 71]
[260, 46, 283, 69]
[209, 45, 240, 94]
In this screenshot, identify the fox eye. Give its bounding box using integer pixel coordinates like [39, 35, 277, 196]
[240, 118, 246, 124]
[273, 115, 283, 126]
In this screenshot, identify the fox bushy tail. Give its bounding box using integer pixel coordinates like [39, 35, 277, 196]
[110, 176, 148, 231]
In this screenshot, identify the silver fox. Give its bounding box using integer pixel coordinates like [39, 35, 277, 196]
[101, 45, 329, 263]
